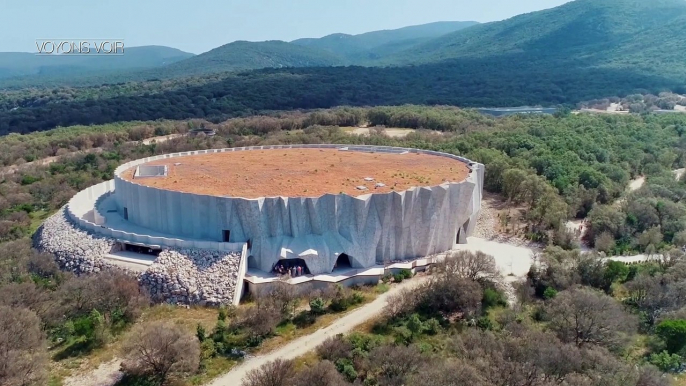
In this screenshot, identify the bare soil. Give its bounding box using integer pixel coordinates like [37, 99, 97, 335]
[123, 149, 470, 198]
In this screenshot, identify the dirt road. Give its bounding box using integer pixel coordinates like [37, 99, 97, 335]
[207, 276, 429, 386]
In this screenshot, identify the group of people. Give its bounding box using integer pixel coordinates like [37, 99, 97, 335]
[273, 261, 308, 277]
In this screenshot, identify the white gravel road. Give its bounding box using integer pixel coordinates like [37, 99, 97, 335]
[207, 276, 429, 386]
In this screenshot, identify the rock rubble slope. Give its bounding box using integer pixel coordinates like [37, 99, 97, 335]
[34, 208, 242, 305]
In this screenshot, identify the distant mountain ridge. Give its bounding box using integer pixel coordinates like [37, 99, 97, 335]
[0, 21, 480, 87]
[0, 46, 194, 80]
[291, 21, 479, 62]
[155, 40, 345, 78]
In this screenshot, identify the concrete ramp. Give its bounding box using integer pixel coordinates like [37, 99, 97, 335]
[104, 251, 156, 272]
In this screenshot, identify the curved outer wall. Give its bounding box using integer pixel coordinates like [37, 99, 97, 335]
[114, 145, 483, 275]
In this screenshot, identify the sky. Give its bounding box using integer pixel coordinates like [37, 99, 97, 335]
[1, 0, 571, 54]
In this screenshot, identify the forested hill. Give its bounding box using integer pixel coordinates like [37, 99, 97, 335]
[382, 0, 686, 76]
[155, 40, 346, 78]
[291, 21, 479, 62]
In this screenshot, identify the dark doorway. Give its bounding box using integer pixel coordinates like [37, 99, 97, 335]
[222, 230, 231, 242]
[247, 239, 252, 249]
[456, 219, 470, 244]
[273, 258, 310, 276]
[334, 253, 352, 270]
[123, 243, 161, 257]
[123, 207, 128, 220]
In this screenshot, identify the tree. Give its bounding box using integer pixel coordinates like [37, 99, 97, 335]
[291, 360, 348, 386]
[408, 359, 487, 386]
[368, 344, 424, 386]
[604, 261, 630, 284]
[546, 287, 636, 349]
[418, 275, 483, 318]
[316, 335, 352, 363]
[121, 321, 200, 384]
[436, 250, 500, 283]
[242, 359, 295, 386]
[0, 306, 47, 386]
[595, 232, 616, 254]
[655, 319, 686, 354]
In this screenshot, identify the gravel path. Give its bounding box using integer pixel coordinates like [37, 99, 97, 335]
[207, 276, 429, 386]
[62, 359, 122, 386]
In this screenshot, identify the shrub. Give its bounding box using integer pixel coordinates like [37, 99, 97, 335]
[334, 358, 358, 382]
[309, 297, 326, 315]
[424, 318, 441, 335]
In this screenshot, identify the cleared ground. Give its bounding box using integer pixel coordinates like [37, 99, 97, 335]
[123, 149, 470, 198]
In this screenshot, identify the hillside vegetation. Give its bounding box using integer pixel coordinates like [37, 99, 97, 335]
[384, 0, 686, 74]
[4, 107, 686, 384]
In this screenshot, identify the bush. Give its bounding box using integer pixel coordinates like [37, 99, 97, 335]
[543, 287, 558, 300]
[334, 358, 358, 382]
[482, 287, 508, 310]
[121, 321, 200, 385]
[476, 316, 495, 330]
[317, 335, 353, 362]
[648, 350, 682, 372]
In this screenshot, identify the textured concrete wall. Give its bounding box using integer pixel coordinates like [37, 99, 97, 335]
[65, 181, 243, 252]
[113, 145, 483, 275]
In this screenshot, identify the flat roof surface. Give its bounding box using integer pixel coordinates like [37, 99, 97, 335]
[122, 149, 470, 198]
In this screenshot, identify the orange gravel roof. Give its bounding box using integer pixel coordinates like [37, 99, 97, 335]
[122, 149, 470, 198]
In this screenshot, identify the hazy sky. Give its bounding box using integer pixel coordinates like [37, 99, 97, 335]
[1, 0, 571, 54]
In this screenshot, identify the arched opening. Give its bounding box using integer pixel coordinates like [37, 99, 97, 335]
[334, 253, 352, 270]
[272, 258, 310, 277]
[456, 219, 470, 244]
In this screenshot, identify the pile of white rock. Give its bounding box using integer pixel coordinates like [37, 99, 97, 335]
[140, 248, 241, 306]
[35, 208, 243, 306]
[33, 208, 116, 274]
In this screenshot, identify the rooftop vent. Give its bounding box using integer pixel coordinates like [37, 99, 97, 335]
[134, 165, 168, 179]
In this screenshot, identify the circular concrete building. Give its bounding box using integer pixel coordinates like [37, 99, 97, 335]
[111, 144, 483, 275]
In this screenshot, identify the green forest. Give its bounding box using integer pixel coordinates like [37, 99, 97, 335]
[1, 60, 683, 136]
